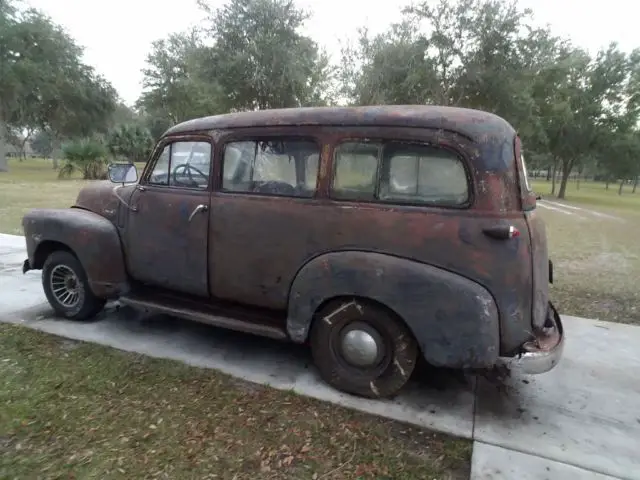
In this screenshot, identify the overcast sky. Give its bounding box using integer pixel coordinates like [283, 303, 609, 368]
[25, 0, 640, 106]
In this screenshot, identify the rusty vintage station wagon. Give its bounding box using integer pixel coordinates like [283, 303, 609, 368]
[22, 106, 564, 398]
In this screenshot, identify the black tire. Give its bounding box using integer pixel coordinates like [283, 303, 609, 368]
[310, 298, 418, 399]
[42, 250, 106, 321]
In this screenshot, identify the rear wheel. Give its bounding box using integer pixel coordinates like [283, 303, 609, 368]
[310, 298, 418, 399]
[42, 251, 106, 320]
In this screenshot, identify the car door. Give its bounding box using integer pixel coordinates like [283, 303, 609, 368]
[209, 130, 323, 309]
[125, 136, 213, 296]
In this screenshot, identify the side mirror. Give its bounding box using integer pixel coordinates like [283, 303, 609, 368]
[108, 163, 138, 184]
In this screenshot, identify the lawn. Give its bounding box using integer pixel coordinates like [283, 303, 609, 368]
[0, 323, 471, 479]
[531, 179, 640, 324]
[0, 158, 146, 235]
[0, 158, 91, 235]
[532, 178, 640, 213]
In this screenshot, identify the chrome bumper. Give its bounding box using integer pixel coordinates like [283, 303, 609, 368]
[497, 302, 564, 375]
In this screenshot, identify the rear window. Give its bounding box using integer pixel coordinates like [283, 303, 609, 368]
[332, 140, 469, 206]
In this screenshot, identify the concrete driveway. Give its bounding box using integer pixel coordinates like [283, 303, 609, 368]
[1, 233, 639, 480]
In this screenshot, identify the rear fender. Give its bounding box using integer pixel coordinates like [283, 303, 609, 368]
[286, 251, 500, 369]
[22, 208, 128, 298]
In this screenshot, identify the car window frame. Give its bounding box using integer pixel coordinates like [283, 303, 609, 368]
[330, 138, 473, 209]
[140, 134, 215, 192]
[219, 135, 322, 199]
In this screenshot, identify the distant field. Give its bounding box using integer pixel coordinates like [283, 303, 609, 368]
[531, 179, 640, 213]
[531, 179, 640, 324]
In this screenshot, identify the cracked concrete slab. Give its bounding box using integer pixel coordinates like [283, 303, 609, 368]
[471, 442, 623, 479]
[474, 316, 640, 480]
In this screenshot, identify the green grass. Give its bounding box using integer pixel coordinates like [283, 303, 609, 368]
[531, 179, 640, 213]
[0, 158, 146, 235]
[531, 179, 640, 324]
[0, 323, 471, 480]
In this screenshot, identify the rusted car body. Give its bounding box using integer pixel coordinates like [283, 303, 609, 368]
[22, 105, 564, 398]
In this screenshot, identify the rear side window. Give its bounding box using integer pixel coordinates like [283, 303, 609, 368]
[332, 142, 379, 200]
[332, 140, 469, 206]
[222, 138, 319, 198]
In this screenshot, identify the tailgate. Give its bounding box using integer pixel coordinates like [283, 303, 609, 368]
[515, 136, 549, 329]
[525, 208, 549, 329]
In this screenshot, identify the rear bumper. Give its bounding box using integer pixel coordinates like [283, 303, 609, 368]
[497, 302, 564, 375]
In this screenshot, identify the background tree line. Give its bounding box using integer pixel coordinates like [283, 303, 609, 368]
[2, 0, 640, 197]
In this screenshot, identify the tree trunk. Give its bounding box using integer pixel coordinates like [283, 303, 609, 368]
[52, 137, 61, 169]
[557, 158, 574, 199]
[633, 175, 638, 193]
[546, 165, 551, 181]
[19, 134, 31, 161]
[551, 158, 558, 195]
[605, 179, 610, 190]
[576, 173, 581, 190]
[0, 120, 8, 173]
[619, 180, 625, 195]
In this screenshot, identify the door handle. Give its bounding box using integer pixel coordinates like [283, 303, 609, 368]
[188, 204, 208, 222]
[482, 224, 520, 240]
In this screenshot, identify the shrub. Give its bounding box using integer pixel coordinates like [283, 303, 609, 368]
[58, 138, 109, 180]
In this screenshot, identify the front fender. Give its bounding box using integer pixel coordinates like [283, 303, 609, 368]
[22, 208, 128, 298]
[286, 251, 500, 369]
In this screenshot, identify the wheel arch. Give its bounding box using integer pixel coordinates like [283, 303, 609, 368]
[32, 240, 75, 269]
[286, 250, 501, 369]
[23, 208, 129, 298]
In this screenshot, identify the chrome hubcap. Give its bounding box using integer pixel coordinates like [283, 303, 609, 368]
[341, 327, 382, 367]
[50, 265, 81, 308]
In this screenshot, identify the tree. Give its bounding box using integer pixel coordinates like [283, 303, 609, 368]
[137, 29, 224, 126]
[0, 1, 117, 172]
[338, 0, 640, 200]
[199, 0, 334, 110]
[5, 125, 34, 160]
[536, 44, 639, 198]
[31, 128, 55, 158]
[106, 124, 154, 163]
[137, 0, 335, 129]
[339, 0, 559, 147]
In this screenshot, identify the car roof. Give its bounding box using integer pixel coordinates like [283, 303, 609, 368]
[163, 105, 516, 143]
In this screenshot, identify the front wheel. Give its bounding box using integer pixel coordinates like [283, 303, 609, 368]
[310, 299, 418, 399]
[42, 251, 106, 320]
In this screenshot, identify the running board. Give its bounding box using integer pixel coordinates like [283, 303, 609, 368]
[119, 295, 289, 341]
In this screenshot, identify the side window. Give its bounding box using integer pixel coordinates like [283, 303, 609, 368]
[146, 141, 211, 189]
[380, 143, 469, 206]
[169, 141, 212, 189]
[148, 145, 170, 185]
[222, 138, 319, 198]
[332, 142, 379, 200]
[331, 140, 469, 206]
